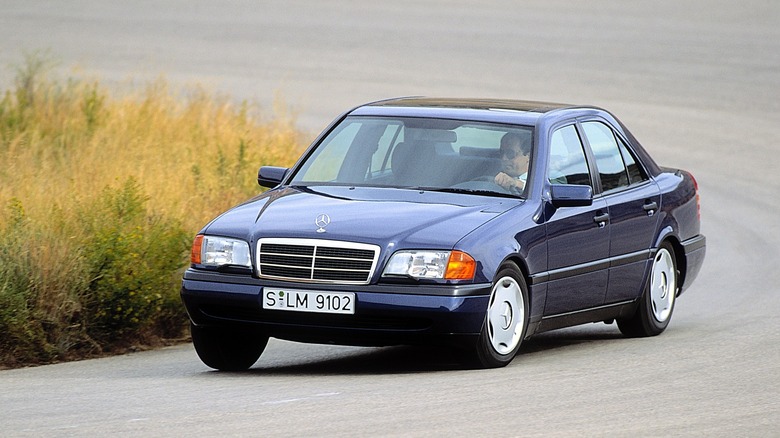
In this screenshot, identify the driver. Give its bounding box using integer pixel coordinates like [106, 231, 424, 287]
[495, 133, 530, 193]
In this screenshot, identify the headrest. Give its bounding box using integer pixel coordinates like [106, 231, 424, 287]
[407, 129, 457, 143]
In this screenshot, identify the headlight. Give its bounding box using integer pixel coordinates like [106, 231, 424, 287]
[191, 235, 251, 268]
[383, 250, 476, 280]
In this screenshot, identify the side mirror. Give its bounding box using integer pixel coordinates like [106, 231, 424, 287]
[257, 166, 289, 188]
[550, 184, 593, 207]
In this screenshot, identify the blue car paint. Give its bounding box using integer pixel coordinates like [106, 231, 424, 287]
[201, 186, 522, 283]
[181, 98, 706, 350]
[182, 273, 492, 344]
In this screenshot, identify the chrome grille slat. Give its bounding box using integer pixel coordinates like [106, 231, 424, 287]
[260, 254, 313, 267]
[261, 244, 314, 256]
[256, 238, 380, 285]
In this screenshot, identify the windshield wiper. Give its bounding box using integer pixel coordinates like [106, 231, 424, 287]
[410, 186, 521, 199]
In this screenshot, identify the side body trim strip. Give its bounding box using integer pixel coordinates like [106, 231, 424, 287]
[529, 249, 651, 285]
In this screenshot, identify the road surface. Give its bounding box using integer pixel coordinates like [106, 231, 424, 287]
[1, 1, 778, 436]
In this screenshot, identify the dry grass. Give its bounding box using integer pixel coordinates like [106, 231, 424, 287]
[1, 78, 301, 232]
[0, 55, 304, 367]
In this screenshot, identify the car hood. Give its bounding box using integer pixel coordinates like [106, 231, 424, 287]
[203, 185, 522, 249]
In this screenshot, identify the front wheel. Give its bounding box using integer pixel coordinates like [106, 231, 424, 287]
[618, 242, 678, 337]
[470, 263, 529, 368]
[191, 323, 268, 371]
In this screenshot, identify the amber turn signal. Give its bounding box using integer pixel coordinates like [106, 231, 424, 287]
[190, 235, 204, 264]
[445, 251, 476, 280]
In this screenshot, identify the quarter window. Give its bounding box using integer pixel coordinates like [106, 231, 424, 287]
[616, 135, 648, 184]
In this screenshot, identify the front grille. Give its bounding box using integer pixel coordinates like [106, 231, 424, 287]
[257, 238, 380, 285]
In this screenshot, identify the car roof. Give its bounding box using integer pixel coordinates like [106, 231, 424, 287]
[366, 97, 573, 113]
[349, 97, 583, 125]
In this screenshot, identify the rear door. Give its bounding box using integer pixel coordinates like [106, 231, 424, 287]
[580, 120, 661, 304]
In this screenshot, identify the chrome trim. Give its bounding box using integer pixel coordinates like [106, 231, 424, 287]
[256, 238, 381, 285]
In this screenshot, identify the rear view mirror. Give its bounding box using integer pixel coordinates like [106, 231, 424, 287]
[550, 184, 593, 207]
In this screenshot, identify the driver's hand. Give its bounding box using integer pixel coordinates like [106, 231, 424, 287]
[495, 172, 524, 192]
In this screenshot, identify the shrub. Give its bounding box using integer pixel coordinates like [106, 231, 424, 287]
[0, 199, 50, 364]
[79, 178, 190, 344]
[0, 197, 87, 365]
[0, 54, 303, 367]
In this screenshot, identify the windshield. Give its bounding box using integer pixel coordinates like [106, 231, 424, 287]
[291, 116, 534, 197]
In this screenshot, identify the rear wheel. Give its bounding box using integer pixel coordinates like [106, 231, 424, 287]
[191, 323, 268, 371]
[618, 242, 678, 337]
[471, 263, 529, 368]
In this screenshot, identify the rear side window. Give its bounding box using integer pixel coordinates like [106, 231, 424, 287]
[616, 135, 648, 184]
[548, 125, 591, 186]
[582, 122, 629, 192]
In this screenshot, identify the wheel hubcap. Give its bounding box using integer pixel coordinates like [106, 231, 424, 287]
[487, 276, 524, 355]
[650, 249, 676, 322]
[499, 302, 513, 330]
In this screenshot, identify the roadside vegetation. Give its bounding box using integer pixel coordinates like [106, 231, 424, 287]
[0, 55, 304, 368]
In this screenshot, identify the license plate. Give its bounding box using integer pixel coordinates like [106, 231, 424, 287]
[262, 288, 355, 315]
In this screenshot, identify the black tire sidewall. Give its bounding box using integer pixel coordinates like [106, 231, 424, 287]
[617, 241, 679, 337]
[474, 263, 529, 368]
[642, 242, 677, 333]
[191, 324, 268, 371]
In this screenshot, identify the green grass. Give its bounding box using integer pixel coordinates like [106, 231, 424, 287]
[0, 55, 304, 367]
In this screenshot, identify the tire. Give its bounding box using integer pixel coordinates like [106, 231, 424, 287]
[471, 263, 529, 368]
[618, 242, 678, 337]
[190, 323, 269, 371]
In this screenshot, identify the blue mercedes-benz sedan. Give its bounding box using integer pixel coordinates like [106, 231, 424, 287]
[181, 98, 706, 369]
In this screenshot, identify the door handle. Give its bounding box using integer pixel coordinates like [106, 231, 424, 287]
[593, 213, 610, 228]
[643, 201, 658, 216]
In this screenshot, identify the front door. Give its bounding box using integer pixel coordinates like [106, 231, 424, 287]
[543, 124, 609, 315]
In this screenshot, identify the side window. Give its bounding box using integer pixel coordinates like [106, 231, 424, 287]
[582, 122, 629, 192]
[548, 125, 591, 186]
[616, 135, 648, 184]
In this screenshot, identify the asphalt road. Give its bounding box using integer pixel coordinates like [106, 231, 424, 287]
[1, 1, 779, 436]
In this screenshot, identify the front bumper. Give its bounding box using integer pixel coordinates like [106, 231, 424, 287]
[180, 269, 492, 347]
